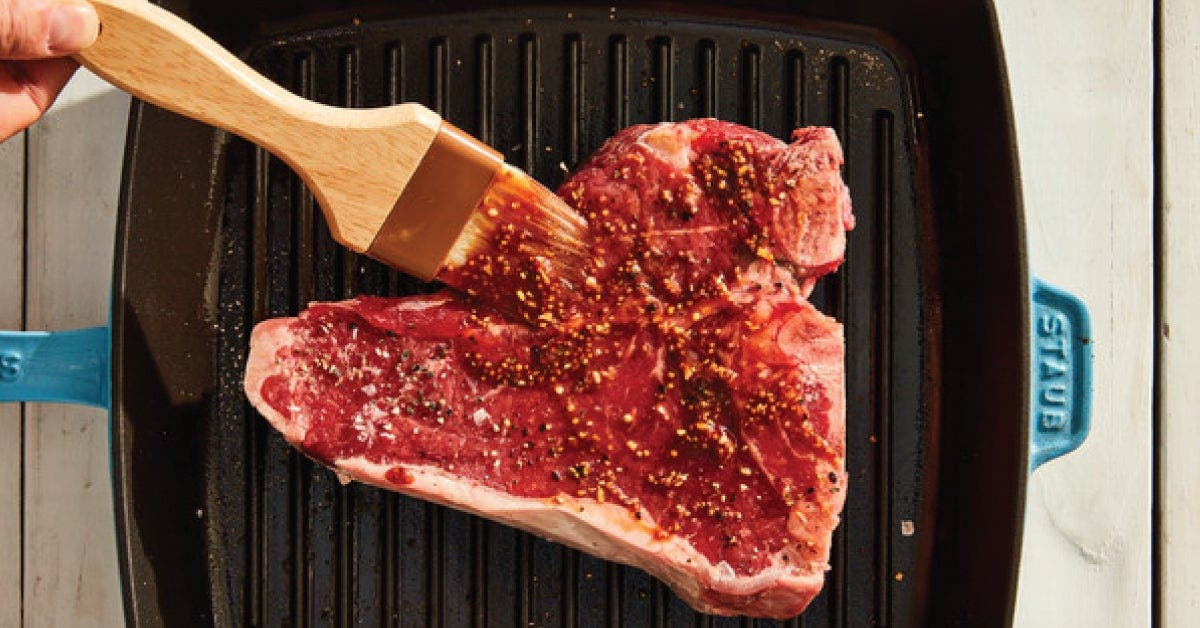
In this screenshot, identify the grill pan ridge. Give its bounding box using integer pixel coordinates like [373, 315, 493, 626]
[218, 11, 927, 626]
[110, 2, 1041, 626]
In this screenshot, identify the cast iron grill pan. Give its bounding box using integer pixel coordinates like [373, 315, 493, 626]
[110, 4, 940, 626]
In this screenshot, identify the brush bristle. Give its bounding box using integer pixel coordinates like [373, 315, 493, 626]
[443, 164, 589, 271]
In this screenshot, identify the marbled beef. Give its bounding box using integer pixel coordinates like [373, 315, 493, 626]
[244, 120, 853, 618]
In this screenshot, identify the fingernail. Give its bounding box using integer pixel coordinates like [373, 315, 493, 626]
[47, 2, 101, 55]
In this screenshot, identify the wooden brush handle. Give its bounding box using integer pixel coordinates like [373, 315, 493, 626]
[75, 0, 443, 252]
[77, 0, 328, 158]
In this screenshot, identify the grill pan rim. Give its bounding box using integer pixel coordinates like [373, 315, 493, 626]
[106, 1, 1027, 626]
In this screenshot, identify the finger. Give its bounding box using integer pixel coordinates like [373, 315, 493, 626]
[0, 57, 78, 140]
[0, 0, 99, 60]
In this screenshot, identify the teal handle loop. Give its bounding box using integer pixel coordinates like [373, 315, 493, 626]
[1028, 278, 1093, 472]
[0, 326, 110, 408]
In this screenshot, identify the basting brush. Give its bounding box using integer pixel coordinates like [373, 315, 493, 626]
[74, 0, 587, 282]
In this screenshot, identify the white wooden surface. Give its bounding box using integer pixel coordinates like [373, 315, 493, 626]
[5, 70, 129, 628]
[0, 131, 26, 628]
[998, 1, 1155, 627]
[1159, 1, 1198, 625]
[0, 3, 1162, 626]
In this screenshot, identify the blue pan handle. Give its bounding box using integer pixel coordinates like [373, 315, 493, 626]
[0, 326, 110, 409]
[1028, 278, 1093, 472]
[0, 286, 1094, 467]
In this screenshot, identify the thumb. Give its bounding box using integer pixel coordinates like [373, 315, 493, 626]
[0, 0, 99, 60]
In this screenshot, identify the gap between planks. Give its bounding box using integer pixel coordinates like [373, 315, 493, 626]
[1157, 1, 1200, 626]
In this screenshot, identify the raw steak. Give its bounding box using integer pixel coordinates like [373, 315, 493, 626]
[244, 120, 853, 618]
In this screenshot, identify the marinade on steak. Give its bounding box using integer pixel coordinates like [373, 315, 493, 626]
[244, 120, 853, 618]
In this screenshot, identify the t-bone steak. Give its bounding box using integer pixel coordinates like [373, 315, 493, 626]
[244, 119, 854, 618]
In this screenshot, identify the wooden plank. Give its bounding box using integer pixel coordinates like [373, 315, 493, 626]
[995, 1, 1155, 627]
[1159, 2, 1200, 624]
[0, 131, 25, 628]
[23, 70, 128, 628]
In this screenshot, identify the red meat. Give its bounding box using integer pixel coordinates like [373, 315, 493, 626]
[244, 120, 852, 618]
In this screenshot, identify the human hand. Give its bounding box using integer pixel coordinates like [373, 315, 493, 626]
[1, 0, 100, 141]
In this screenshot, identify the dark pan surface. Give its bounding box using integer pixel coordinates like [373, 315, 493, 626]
[111, 2, 1026, 627]
[218, 9, 928, 628]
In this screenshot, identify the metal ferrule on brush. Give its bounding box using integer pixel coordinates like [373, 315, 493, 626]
[366, 122, 504, 280]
